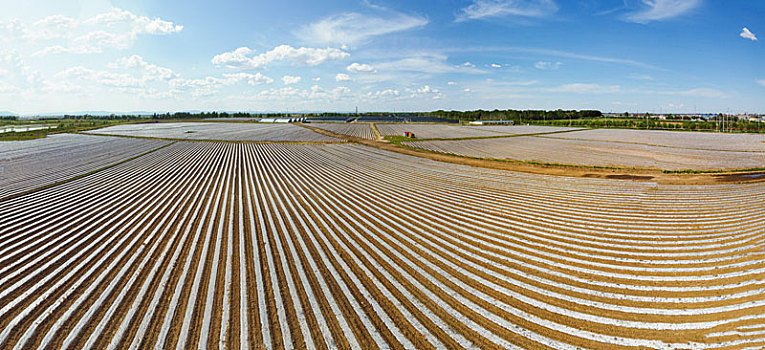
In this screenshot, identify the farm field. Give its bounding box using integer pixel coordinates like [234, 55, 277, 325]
[548, 128, 765, 152]
[0, 133, 169, 200]
[466, 125, 582, 135]
[309, 123, 375, 140]
[86, 122, 341, 142]
[377, 124, 581, 139]
[1, 138, 764, 349]
[406, 134, 765, 171]
[377, 124, 506, 139]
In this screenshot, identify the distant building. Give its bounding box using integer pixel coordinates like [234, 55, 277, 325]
[258, 117, 304, 123]
[469, 120, 515, 126]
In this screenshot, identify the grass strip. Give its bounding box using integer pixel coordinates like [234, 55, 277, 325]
[0, 134, 47, 141]
[662, 168, 765, 174]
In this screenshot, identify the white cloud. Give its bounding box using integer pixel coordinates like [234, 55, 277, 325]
[258, 85, 353, 101]
[57, 66, 143, 88]
[740, 28, 758, 41]
[447, 81, 457, 85]
[757, 80, 765, 88]
[469, 46, 663, 70]
[0, 51, 43, 91]
[40, 80, 85, 94]
[456, 0, 558, 22]
[210, 47, 253, 68]
[5, 8, 184, 56]
[463, 62, 475, 67]
[547, 83, 621, 94]
[212, 45, 350, 70]
[377, 89, 400, 96]
[52, 55, 273, 99]
[491, 63, 502, 68]
[281, 75, 302, 85]
[375, 54, 484, 74]
[363, 88, 401, 100]
[335, 73, 351, 82]
[405, 85, 443, 99]
[623, 0, 701, 23]
[347, 62, 376, 73]
[109, 55, 178, 81]
[169, 77, 227, 97]
[464, 88, 471, 92]
[297, 11, 427, 45]
[55, 55, 179, 90]
[84, 8, 183, 35]
[534, 61, 561, 70]
[168, 73, 272, 97]
[659, 87, 728, 98]
[222, 72, 274, 86]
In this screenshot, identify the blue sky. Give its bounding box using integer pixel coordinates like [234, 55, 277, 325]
[0, 0, 763, 114]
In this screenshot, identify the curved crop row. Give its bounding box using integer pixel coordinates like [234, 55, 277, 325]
[86, 122, 341, 142]
[0, 142, 763, 349]
[405, 136, 765, 170]
[0, 133, 169, 199]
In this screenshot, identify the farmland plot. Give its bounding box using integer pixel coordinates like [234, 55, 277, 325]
[467, 125, 581, 135]
[547, 128, 765, 152]
[309, 123, 375, 140]
[377, 124, 508, 139]
[406, 136, 765, 171]
[1, 141, 764, 349]
[377, 124, 578, 139]
[86, 122, 341, 142]
[0, 133, 169, 199]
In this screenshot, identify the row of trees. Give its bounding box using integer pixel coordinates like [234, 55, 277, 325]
[535, 117, 765, 132]
[425, 109, 603, 122]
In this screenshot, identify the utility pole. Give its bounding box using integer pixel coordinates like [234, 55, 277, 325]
[727, 108, 731, 133]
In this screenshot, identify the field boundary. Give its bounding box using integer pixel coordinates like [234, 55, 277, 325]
[0, 142, 176, 203]
[370, 123, 383, 141]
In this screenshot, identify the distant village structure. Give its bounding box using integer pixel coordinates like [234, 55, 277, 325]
[603, 113, 764, 123]
[469, 120, 515, 126]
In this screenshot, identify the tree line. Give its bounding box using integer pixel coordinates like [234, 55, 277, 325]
[424, 109, 603, 122]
